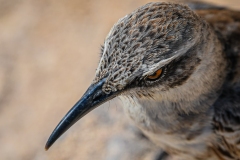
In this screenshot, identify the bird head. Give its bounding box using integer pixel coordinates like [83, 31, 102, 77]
[45, 2, 222, 150]
[94, 2, 202, 96]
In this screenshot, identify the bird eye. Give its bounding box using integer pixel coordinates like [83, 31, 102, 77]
[146, 69, 163, 81]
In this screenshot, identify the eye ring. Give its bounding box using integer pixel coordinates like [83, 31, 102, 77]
[146, 69, 163, 81]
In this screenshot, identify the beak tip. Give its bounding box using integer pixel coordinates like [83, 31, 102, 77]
[45, 139, 53, 151]
[45, 143, 50, 151]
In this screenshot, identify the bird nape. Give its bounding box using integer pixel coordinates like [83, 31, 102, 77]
[45, 2, 240, 160]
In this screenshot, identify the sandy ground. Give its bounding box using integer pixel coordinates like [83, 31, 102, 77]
[0, 0, 239, 160]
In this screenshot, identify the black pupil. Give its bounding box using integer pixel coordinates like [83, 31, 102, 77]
[151, 72, 157, 77]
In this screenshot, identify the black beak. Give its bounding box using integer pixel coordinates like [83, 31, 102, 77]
[45, 78, 117, 150]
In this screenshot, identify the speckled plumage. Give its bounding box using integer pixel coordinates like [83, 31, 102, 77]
[93, 2, 240, 160]
[94, 3, 202, 94]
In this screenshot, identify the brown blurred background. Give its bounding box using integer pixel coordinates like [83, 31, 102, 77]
[0, 0, 239, 160]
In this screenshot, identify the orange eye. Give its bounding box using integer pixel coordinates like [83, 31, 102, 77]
[147, 69, 163, 80]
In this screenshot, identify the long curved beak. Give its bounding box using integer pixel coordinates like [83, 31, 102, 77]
[45, 78, 117, 150]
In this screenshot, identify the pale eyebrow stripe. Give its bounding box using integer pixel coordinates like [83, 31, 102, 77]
[142, 54, 178, 76]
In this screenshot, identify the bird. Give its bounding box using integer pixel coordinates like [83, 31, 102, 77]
[45, 1, 240, 160]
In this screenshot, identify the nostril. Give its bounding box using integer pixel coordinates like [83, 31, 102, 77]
[92, 90, 103, 101]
